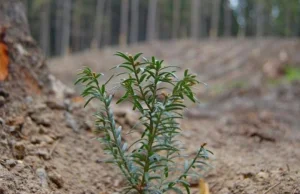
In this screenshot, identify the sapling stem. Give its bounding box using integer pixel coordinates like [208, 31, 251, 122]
[75, 52, 212, 193]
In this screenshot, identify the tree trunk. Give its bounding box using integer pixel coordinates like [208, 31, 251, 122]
[146, 0, 158, 41]
[255, 0, 264, 37]
[284, 5, 291, 37]
[61, 0, 72, 56]
[92, 0, 106, 49]
[130, 0, 139, 44]
[191, 0, 201, 39]
[210, 0, 221, 38]
[119, 0, 129, 46]
[0, 0, 50, 96]
[238, 0, 246, 38]
[155, 1, 161, 40]
[103, 0, 112, 46]
[171, 0, 181, 40]
[39, 1, 50, 56]
[71, 0, 82, 52]
[55, 0, 62, 55]
[24, 0, 28, 16]
[224, 0, 232, 37]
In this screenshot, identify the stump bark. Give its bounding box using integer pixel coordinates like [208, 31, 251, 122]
[0, 0, 50, 98]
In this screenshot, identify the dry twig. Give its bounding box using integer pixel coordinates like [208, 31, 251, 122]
[263, 182, 281, 194]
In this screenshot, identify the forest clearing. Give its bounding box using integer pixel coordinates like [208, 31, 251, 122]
[1, 0, 300, 194]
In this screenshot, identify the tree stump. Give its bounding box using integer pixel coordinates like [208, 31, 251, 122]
[0, 0, 50, 99]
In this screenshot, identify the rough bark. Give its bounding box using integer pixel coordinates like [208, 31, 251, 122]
[92, 0, 106, 49]
[171, 0, 181, 39]
[119, 0, 129, 46]
[146, 0, 158, 41]
[0, 0, 50, 97]
[191, 0, 201, 39]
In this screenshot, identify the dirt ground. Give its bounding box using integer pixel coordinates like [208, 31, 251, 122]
[1, 39, 300, 194]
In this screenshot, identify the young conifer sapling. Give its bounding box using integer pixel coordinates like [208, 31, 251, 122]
[75, 52, 212, 194]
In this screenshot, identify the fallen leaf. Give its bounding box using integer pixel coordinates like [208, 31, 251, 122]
[199, 179, 210, 194]
[0, 27, 9, 81]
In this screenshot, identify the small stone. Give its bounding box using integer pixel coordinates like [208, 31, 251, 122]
[36, 168, 49, 188]
[0, 96, 5, 106]
[31, 135, 53, 145]
[5, 159, 17, 168]
[7, 116, 25, 128]
[48, 171, 64, 188]
[31, 103, 47, 112]
[39, 126, 49, 134]
[30, 136, 41, 144]
[13, 142, 26, 159]
[65, 112, 79, 132]
[75, 147, 84, 155]
[25, 96, 33, 103]
[257, 171, 269, 180]
[22, 117, 39, 137]
[46, 99, 65, 110]
[30, 113, 51, 127]
[0, 117, 4, 125]
[36, 149, 50, 160]
[0, 89, 9, 98]
[43, 135, 54, 144]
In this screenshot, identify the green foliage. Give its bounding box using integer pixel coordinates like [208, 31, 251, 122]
[284, 66, 300, 81]
[75, 52, 211, 194]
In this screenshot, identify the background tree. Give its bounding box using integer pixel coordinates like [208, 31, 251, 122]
[146, 0, 158, 41]
[130, 0, 139, 44]
[24, 0, 300, 57]
[91, 0, 106, 49]
[120, 0, 129, 46]
[103, 0, 112, 46]
[210, 0, 221, 38]
[191, 0, 201, 39]
[61, 0, 72, 56]
[171, 0, 181, 39]
[224, 0, 232, 36]
[39, 0, 50, 55]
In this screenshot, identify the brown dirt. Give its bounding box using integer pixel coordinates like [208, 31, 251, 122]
[1, 39, 300, 194]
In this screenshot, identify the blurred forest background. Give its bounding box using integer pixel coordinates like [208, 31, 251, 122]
[25, 0, 300, 57]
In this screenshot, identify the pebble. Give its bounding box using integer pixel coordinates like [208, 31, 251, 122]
[36, 149, 50, 160]
[31, 135, 54, 145]
[36, 168, 49, 188]
[257, 171, 269, 180]
[0, 89, 9, 98]
[0, 96, 5, 106]
[30, 113, 51, 127]
[5, 159, 17, 168]
[0, 117, 4, 125]
[21, 117, 39, 137]
[13, 142, 26, 159]
[46, 99, 66, 110]
[65, 112, 79, 132]
[48, 171, 64, 188]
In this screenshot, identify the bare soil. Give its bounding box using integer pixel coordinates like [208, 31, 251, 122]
[1, 39, 300, 194]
